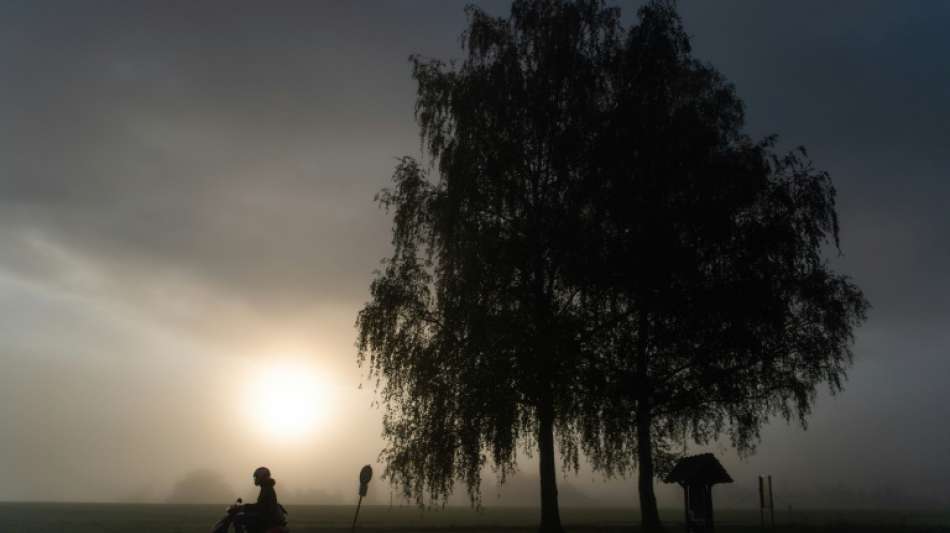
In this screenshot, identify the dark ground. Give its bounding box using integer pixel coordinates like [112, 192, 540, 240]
[0, 503, 947, 533]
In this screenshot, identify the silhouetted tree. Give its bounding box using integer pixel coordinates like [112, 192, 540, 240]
[357, 2, 867, 533]
[569, 3, 869, 532]
[356, 2, 623, 531]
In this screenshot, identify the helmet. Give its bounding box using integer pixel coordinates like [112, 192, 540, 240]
[253, 466, 271, 480]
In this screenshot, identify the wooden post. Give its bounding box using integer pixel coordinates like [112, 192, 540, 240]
[683, 485, 689, 532]
[768, 476, 775, 529]
[758, 476, 765, 531]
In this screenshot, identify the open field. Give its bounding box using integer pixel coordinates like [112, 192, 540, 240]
[0, 504, 948, 533]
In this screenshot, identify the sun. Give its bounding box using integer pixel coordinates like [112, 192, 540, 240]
[244, 360, 329, 441]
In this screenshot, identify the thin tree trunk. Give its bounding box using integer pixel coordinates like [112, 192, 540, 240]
[538, 395, 564, 533]
[636, 309, 662, 532]
[637, 401, 662, 532]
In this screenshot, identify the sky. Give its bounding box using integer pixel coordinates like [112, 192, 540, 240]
[0, 0, 947, 510]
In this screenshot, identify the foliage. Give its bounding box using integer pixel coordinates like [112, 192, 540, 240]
[356, 2, 624, 523]
[357, 2, 868, 532]
[565, 2, 869, 530]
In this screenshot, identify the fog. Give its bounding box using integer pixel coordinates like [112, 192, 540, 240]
[0, 1, 948, 510]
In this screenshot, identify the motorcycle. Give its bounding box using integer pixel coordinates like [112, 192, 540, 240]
[210, 498, 290, 533]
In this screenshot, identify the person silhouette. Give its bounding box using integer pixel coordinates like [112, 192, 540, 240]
[224, 467, 288, 533]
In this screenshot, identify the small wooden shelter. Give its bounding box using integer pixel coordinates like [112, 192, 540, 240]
[664, 453, 733, 533]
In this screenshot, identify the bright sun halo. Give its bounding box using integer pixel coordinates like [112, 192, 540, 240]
[246, 361, 329, 441]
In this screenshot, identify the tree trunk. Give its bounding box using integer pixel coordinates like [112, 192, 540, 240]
[538, 397, 564, 533]
[637, 400, 662, 532]
[636, 308, 662, 532]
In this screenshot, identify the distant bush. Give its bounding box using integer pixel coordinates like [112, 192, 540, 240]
[166, 469, 233, 504]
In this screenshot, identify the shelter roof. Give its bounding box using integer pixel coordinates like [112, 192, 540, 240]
[664, 453, 733, 485]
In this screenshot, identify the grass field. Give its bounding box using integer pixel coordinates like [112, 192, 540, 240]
[0, 503, 947, 533]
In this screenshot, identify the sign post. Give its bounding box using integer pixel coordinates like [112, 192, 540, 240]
[351, 465, 373, 533]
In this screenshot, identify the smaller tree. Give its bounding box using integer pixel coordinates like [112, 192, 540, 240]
[572, 3, 869, 532]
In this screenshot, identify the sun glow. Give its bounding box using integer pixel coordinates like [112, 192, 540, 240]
[244, 359, 330, 441]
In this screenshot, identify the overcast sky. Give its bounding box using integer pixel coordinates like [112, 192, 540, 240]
[0, 1, 947, 509]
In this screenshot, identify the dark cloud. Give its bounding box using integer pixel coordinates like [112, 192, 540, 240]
[0, 1, 447, 315]
[0, 0, 946, 507]
[677, 1, 950, 330]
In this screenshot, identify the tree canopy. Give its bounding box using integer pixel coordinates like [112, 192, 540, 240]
[567, 3, 869, 530]
[357, 2, 867, 532]
[356, 2, 623, 531]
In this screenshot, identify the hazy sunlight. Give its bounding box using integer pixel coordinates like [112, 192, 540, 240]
[244, 359, 330, 441]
